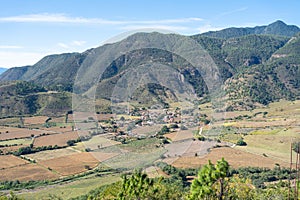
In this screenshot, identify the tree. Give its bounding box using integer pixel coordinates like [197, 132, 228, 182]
[170, 124, 179, 129]
[188, 158, 229, 200]
[67, 140, 75, 146]
[118, 170, 154, 200]
[120, 116, 125, 121]
[158, 125, 170, 135]
[292, 142, 300, 153]
[226, 175, 256, 200]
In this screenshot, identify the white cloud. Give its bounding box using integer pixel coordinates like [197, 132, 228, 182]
[132, 17, 203, 24]
[217, 7, 248, 18]
[0, 13, 102, 24]
[57, 43, 69, 49]
[0, 13, 202, 26]
[0, 45, 23, 49]
[119, 25, 188, 32]
[196, 24, 225, 33]
[57, 40, 87, 49]
[71, 40, 86, 46]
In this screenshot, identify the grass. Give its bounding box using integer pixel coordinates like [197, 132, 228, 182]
[0, 138, 32, 146]
[236, 128, 300, 163]
[19, 174, 121, 200]
[25, 147, 78, 161]
[131, 125, 162, 136]
[250, 128, 282, 135]
[223, 122, 237, 127]
[99, 138, 166, 170]
[252, 99, 300, 118]
[74, 135, 120, 151]
[172, 147, 289, 169]
[121, 138, 161, 152]
[221, 133, 242, 143]
[103, 148, 166, 170]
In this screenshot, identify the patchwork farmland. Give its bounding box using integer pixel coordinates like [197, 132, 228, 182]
[0, 100, 299, 199]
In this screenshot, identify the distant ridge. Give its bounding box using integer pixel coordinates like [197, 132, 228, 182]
[200, 20, 300, 39]
[0, 68, 7, 75]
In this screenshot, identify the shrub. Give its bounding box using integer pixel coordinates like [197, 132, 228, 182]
[236, 138, 247, 146]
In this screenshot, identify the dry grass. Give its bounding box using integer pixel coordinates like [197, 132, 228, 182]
[0, 138, 32, 146]
[0, 127, 43, 140]
[0, 155, 29, 169]
[25, 148, 79, 161]
[23, 116, 49, 125]
[145, 166, 169, 178]
[164, 140, 194, 157]
[214, 118, 296, 128]
[0, 145, 26, 154]
[40, 126, 73, 133]
[74, 135, 121, 151]
[96, 114, 114, 121]
[38, 152, 99, 176]
[90, 152, 120, 162]
[50, 116, 67, 123]
[71, 112, 97, 122]
[0, 163, 59, 181]
[132, 125, 162, 135]
[33, 132, 79, 147]
[171, 147, 289, 169]
[165, 129, 194, 142]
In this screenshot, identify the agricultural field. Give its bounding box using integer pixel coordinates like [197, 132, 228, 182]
[164, 129, 194, 142]
[23, 116, 49, 125]
[74, 134, 121, 151]
[236, 127, 300, 163]
[0, 118, 21, 126]
[131, 125, 162, 136]
[71, 112, 97, 122]
[40, 125, 73, 133]
[25, 148, 79, 161]
[0, 145, 27, 154]
[0, 163, 59, 181]
[49, 116, 67, 123]
[171, 147, 290, 169]
[19, 173, 121, 200]
[0, 99, 299, 198]
[0, 138, 32, 146]
[0, 155, 29, 169]
[38, 152, 99, 176]
[103, 148, 166, 170]
[145, 166, 169, 178]
[0, 127, 43, 140]
[33, 131, 79, 147]
[90, 152, 120, 162]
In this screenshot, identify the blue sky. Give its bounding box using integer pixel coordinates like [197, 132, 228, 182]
[0, 0, 299, 68]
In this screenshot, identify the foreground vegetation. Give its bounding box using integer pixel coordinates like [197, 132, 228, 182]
[66, 159, 298, 200]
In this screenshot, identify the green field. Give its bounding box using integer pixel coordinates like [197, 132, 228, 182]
[0, 138, 32, 146]
[74, 135, 121, 151]
[19, 174, 120, 200]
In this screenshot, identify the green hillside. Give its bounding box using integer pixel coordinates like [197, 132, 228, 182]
[223, 33, 300, 109]
[0, 81, 72, 117]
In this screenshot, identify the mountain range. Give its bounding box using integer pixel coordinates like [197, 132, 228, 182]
[0, 20, 299, 116]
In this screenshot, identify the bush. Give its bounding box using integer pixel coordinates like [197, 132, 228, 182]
[236, 138, 247, 146]
[67, 140, 76, 146]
